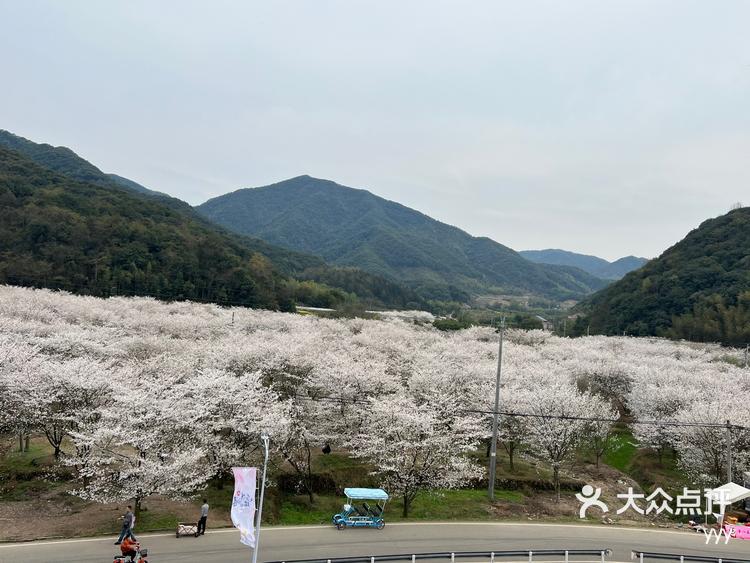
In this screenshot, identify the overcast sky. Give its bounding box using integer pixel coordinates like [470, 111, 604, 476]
[2, 1, 748, 260]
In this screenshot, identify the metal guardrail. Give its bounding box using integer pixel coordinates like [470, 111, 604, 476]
[631, 552, 750, 563]
[266, 549, 613, 563]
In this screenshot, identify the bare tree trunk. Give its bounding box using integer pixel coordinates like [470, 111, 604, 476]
[402, 493, 410, 517]
[24, 435, 30, 452]
[553, 467, 560, 502]
[305, 445, 315, 504]
[44, 425, 64, 460]
[19, 432, 24, 453]
[281, 444, 315, 504]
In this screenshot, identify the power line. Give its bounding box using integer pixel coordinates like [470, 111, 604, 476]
[461, 408, 747, 430]
[291, 394, 749, 431]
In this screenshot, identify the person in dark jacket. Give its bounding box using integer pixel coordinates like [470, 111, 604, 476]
[114, 505, 137, 544]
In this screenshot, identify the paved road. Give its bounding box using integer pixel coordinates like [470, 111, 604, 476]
[1, 523, 749, 563]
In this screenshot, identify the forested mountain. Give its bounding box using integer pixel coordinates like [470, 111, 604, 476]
[0, 130, 195, 212]
[0, 147, 307, 309]
[578, 207, 750, 345]
[106, 173, 169, 198]
[197, 175, 607, 302]
[520, 249, 647, 280]
[0, 130, 163, 197]
[0, 131, 424, 310]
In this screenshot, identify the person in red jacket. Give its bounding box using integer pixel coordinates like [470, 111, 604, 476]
[120, 536, 139, 562]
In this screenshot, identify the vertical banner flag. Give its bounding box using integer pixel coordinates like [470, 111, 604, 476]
[231, 467, 257, 547]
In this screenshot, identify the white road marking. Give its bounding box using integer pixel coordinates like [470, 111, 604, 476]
[0, 521, 698, 549]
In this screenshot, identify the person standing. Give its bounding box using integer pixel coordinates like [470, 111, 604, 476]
[114, 505, 137, 544]
[197, 498, 209, 536]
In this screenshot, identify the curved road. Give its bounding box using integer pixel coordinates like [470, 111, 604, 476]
[1, 523, 749, 563]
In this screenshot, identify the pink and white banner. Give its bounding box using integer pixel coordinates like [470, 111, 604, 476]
[231, 467, 257, 547]
[724, 524, 750, 541]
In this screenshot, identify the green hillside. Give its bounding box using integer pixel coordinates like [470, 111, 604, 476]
[0, 130, 163, 197]
[0, 147, 354, 310]
[297, 266, 425, 310]
[107, 173, 170, 198]
[579, 207, 750, 345]
[520, 249, 647, 280]
[0, 130, 204, 216]
[0, 131, 424, 310]
[197, 176, 607, 302]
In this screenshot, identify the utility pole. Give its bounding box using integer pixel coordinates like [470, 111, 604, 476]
[488, 316, 505, 501]
[252, 433, 270, 563]
[726, 421, 733, 484]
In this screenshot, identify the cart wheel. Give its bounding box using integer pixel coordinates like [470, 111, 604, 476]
[176, 532, 180, 538]
[376, 520, 385, 530]
[195, 531, 199, 537]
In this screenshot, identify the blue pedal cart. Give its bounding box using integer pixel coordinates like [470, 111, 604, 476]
[332, 488, 389, 530]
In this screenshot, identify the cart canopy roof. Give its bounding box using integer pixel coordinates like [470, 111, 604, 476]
[344, 488, 389, 500]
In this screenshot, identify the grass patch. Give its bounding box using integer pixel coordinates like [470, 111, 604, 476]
[0, 478, 57, 501]
[628, 448, 687, 491]
[274, 488, 524, 525]
[135, 509, 180, 531]
[314, 451, 364, 471]
[398, 489, 522, 520]
[0, 438, 52, 474]
[604, 426, 638, 472]
[279, 494, 341, 525]
[467, 447, 553, 481]
[0, 438, 59, 501]
[492, 489, 525, 503]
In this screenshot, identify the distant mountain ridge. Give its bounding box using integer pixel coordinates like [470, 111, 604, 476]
[520, 249, 647, 279]
[0, 130, 165, 198]
[0, 130, 197, 214]
[106, 173, 170, 198]
[197, 175, 608, 302]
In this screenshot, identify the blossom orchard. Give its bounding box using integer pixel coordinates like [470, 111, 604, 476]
[0, 285, 749, 513]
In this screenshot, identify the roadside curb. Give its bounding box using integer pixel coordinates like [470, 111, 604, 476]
[0, 521, 699, 548]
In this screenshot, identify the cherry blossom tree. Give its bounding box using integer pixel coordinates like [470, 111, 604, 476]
[670, 397, 750, 485]
[347, 395, 483, 517]
[162, 367, 290, 489]
[66, 372, 212, 514]
[525, 382, 617, 499]
[0, 337, 45, 452]
[32, 357, 113, 459]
